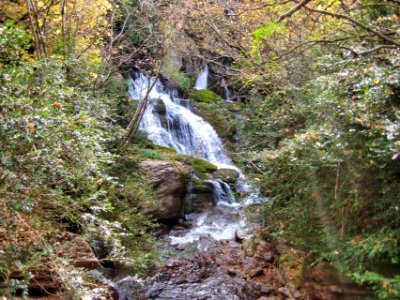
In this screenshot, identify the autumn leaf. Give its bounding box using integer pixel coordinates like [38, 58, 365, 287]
[51, 102, 62, 108]
[26, 122, 35, 132]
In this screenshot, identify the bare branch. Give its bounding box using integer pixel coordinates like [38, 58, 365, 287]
[277, 0, 313, 23]
[304, 5, 400, 47]
[356, 45, 398, 56]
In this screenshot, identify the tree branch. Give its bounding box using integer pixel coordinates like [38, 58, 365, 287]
[278, 0, 313, 23]
[304, 5, 400, 47]
[356, 45, 398, 56]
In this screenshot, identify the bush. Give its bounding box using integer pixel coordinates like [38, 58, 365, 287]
[247, 54, 400, 298]
[0, 22, 158, 297]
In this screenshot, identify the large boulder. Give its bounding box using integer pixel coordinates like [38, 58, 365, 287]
[139, 160, 190, 221]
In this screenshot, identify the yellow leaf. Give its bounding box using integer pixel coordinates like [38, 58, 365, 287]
[26, 123, 35, 132]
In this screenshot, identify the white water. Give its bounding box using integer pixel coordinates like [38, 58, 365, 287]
[194, 65, 209, 90]
[129, 68, 266, 245]
[128, 72, 236, 169]
[221, 78, 233, 102]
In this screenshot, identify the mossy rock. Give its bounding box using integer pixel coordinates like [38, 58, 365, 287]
[163, 154, 217, 178]
[189, 89, 223, 104]
[153, 145, 177, 153]
[154, 99, 166, 115]
[192, 181, 214, 194]
[214, 168, 240, 184]
[189, 158, 218, 174]
[167, 153, 192, 162]
[185, 193, 215, 214]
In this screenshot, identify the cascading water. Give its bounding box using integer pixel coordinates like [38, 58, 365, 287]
[221, 78, 233, 102]
[128, 67, 265, 246]
[128, 72, 235, 169]
[194, 65, 209, 90]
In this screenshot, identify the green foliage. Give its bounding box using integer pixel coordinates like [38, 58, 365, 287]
[237, 5, 400, 297]
[0, 23, 158, 296]
[250, 22, 286, 60]
[162, 59, 193, 93]
[0, 20, 32, 64]
[242, 53, 400, 298]
[252, 22, 285, 46]
[153, 145, 177, 153]
[191, 101, 238, 152]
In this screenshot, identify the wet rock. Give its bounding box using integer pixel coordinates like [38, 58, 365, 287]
[263, 252, 274, 263]
[185, 179, 215, 214]
[55, 233, 100, 270]
[214, 168, 240, 184]
[175, 244, 185, 251]
[144, 269, 262, 300]
[249, 268, 264, 278]
[278, 287, 296, 299]
[242, 238, 258, 257]
[74, 258, 101, 269]
[154, 98, 166, 115]
[287, 283, 301, 299]
[177, 219, 192, 228]
[227, 268, 237, 276]
[139, 160, 190, 221]
[260, 286, 272, 294]
[115, 277, 146, 299]
[235, 227, 256, 242]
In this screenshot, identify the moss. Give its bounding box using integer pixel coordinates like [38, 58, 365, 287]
[279, 252, 304, 286]
[167, 153, 191, 161]
[161, 151, 217, 177]
[153, 145, 177, 153]
[138, 149, 164, 160]
[189, 89, 223, 103]
[227, 101, 245, 111]
[189, 158, 218, 174]
[215, 168, 240, 183]
[162, 59, 193, 93]
[192, 182, 213, 193]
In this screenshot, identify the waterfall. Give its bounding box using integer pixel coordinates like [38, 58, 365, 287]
[209, 179, 236, 205]
[128, 68, 266, 246]
[128, 72, 235, 169]
[194, 65, 209, 90]
[221, 78, 232, 102]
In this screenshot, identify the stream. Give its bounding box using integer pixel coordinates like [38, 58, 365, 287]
[100, 67, 283, 300]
